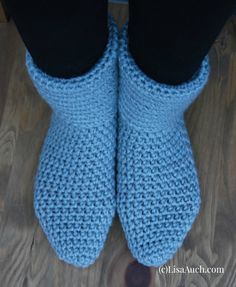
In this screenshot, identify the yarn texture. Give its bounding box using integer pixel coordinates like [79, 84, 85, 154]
[26, 18, 118, 268]
[117, 26, 210, 266]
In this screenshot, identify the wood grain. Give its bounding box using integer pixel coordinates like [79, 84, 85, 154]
[0, 4, 236, 287]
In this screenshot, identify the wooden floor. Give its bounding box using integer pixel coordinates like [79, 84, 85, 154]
[0, 4, 236, 287]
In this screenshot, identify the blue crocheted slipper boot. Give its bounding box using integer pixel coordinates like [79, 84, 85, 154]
[26, 18, 118, 268]
[117, 27, 210, 267]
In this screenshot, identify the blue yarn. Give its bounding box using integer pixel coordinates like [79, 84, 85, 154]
[26, 18, 118, 268]
[117, 26, 210, 266]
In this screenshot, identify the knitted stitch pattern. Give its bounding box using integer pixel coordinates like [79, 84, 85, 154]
[26, 18, 118, 268]
[117, 26, 210, 267]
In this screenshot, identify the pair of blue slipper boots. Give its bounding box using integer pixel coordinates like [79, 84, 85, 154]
[26, 19, 209, 268]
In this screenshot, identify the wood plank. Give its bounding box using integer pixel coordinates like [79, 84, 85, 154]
[0, 1, 8, 22]
[0, 4, 236, 287]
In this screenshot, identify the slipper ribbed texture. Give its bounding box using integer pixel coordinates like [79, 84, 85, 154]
[117, 26, 210, 267]
[26, 18, 118, 268]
